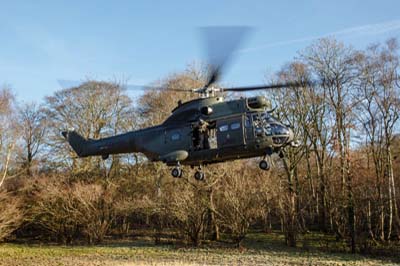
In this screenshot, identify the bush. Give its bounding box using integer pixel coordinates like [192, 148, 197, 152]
[166, 182, 209, 246]
[28, 175, 118, 244]
[215, 167, 268, 247]
[0, 191, 23, 242]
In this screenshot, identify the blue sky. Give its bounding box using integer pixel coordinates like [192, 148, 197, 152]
[1, 0, 400, 103]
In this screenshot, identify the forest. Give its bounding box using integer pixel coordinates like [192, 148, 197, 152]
[0, 37, 399, 260]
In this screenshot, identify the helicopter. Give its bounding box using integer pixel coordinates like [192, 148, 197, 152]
[62, 26, 304, 181]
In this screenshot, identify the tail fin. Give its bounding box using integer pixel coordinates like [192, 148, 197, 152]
[62, 131, 92, 157]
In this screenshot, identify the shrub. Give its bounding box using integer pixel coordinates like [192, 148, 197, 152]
[0, 191, 23, 242]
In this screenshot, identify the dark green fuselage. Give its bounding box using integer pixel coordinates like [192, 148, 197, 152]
[64, 96, 293, 166]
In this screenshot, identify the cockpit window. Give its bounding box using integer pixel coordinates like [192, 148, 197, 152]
[261, 112, 278, 122]
[219, 124, 229, 132]
[230, 122, 241, 130]
[265, 126, 272, 136]
[269, 123, 289, 135]
[245, 115, 251, 128]
[265, 116, 278, 123]
[171, 132, 181, 141]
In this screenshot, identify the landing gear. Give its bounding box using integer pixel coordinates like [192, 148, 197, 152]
[194, 170, 205, 181]
[259, 153, 271, 171]
[259, 159, 270, 171]
[171, 167, 182, 178]
[171, 163, 182, 178]
[194, 166, 205, 181]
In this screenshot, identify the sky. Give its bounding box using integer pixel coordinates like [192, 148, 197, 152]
[1, 0, 400, 103]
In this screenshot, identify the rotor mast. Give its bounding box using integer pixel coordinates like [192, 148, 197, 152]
[194, 86, 220, 98]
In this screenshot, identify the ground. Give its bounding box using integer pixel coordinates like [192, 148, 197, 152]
[1, 233, 399, 266]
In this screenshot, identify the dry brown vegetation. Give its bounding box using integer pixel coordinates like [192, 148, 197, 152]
[0, 38, 400, 265]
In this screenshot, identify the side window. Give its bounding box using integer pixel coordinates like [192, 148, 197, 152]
[230, 122, 241, 130]
[219, 124, 228, 132]
[245, 115, 251, 128]
[265, 126, 272, 136]
[171, 132, 181, 141]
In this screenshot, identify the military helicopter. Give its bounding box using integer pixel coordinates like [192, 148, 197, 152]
[62, 27, 304, 181]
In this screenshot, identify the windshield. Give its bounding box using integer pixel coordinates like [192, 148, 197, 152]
[251, 112, 289, 137]
[252, 112, 278, 124]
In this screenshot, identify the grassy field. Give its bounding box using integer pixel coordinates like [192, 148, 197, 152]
[1, 233, 399, 266]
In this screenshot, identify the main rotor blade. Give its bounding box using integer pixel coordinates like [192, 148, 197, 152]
[58, 79, 158, 90]
[222, 81, 311, 92]
[57, 79, 194, 92]
[200, 26, 251, 89]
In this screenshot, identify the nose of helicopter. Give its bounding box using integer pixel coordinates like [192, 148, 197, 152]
[288, 127, 294, 144]
[269, 123, 292, 146]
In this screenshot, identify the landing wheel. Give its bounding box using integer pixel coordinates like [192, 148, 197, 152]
[259, 160, 270, 171]
[194, 170, 205, 181]
[171, 167, 182, 178]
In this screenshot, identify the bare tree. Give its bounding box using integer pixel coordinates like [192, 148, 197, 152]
[303, 38, 359, 252]
[167, 181, 208, 246]
[215, 162, 269, 247]
[0, 87, 17, 189]
[356, 39, 400, 240]
[17, 103, 46, 175]
[270, 62, 312, 247]
[28, 174, 118, 244]
[137, 64, 205, 127]
[44, 81, 133, 176]
[0, 191, 23, 242]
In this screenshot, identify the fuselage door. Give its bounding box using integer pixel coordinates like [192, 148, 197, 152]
[244, 114, 254, 142]
[216, 116, 245, 148]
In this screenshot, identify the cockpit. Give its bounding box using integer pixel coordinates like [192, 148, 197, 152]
[251, 111, 293, 146]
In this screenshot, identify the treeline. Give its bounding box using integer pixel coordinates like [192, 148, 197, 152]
[0, 38, 399, 253]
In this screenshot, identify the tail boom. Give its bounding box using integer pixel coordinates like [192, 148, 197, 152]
[62, 130, 137, 158]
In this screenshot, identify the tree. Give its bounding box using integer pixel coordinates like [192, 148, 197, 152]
[28, 174, 119, 244]
[17, 103, 46, 175]
[303, 38, 359, 252]
[271, 62, 312, 247]
[0, 191, 23, 242]
[137, 64, 205, 127]
[0, 87, 17, 189]
[355, 39, 400, 240]
[166, 180, 209, 246]
[215, 162, 268, 247]
[44, 81, 133, 176]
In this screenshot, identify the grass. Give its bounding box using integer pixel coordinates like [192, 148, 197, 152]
[1, 232, 399, 266]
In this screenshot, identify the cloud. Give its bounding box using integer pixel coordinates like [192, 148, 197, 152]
[241, 19, 400, 53]
[328, 19, 400, 36]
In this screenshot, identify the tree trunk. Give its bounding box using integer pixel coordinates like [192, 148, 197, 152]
[209, 188, 220, 241]
[387, 144, 399, 239]
[286, 168, 297, 247]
